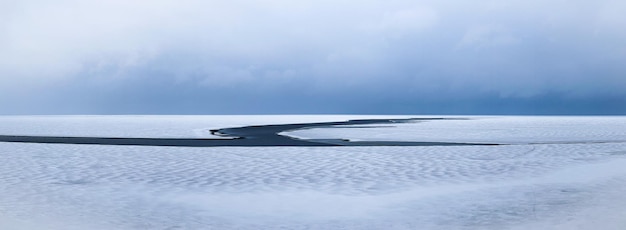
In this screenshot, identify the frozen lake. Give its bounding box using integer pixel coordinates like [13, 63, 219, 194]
[1, 116, 626, 229]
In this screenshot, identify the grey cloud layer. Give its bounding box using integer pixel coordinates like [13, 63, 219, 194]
[1, 0, 625, 114]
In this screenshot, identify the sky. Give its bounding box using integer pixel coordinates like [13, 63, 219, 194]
[1, 0, 625, 115]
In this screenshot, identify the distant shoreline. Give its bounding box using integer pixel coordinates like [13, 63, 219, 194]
[0, 118, 496, 147]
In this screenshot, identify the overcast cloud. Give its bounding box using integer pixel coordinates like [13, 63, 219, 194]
[1, 0, 625, 114]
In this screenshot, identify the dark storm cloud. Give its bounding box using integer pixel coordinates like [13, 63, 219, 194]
[1, 0, 625, 114]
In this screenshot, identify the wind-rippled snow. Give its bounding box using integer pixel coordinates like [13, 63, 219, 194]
[1, 116, 626, 230]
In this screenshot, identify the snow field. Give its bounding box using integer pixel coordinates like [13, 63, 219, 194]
[1, 116, 626, 229]
[1, 142, 626, 229]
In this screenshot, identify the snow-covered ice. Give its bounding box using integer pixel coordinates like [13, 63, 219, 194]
[1, 116, 626, 229]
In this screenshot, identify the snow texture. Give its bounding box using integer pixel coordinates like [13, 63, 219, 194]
[1, 116, 626, 230]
